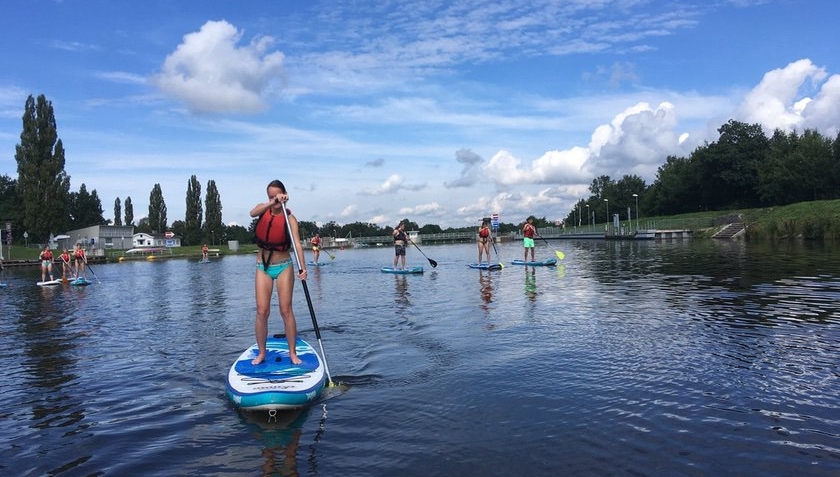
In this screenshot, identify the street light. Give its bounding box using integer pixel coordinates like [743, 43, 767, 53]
[586, 204, 590, 228]
[604, 199, 609, 232]
[632, 193, 639, 232]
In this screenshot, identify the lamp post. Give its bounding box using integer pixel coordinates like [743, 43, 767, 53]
[586, 204, 590, 228]
[604, 199, 609, 232]
[632, 193, 639, 232]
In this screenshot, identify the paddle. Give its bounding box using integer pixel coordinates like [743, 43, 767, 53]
[60, 255, 73, 283]
[84, 256, 102, 283]
[536, 233, 565, 260]
[406, 236, 437, 268]
[323, 248, 335, 260]
[490, 234, 505, 268]
[280, 201, 335, 387]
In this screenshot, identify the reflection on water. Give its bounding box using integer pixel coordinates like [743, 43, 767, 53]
[2, 242, 840, 476]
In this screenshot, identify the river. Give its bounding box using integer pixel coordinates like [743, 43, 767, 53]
[1, 239, 839, 476]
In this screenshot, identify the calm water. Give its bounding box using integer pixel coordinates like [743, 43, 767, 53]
[1, 240, 839, 476]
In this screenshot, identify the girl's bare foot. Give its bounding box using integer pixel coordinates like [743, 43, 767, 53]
[251, 353, 266, 365]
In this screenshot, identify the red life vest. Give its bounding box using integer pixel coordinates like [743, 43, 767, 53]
[254, 209, 291, 251]
[524, 224, 535, 238]
[479, 227, 490, 238]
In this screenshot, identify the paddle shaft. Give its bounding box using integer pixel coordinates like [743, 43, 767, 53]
[490, 235, 504, 266]
[536, 233, 565, 260]
[84, 257, 102, 283]
[280, 201, 334, 385]
[406, 236, 437, 268]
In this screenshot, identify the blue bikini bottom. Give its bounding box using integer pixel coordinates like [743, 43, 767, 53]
[257, 258, 292, 279]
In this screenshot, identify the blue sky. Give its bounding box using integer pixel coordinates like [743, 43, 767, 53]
[1, 0, 838, 229]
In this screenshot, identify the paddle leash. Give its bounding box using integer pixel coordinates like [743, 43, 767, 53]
[280, 201, 335, 387]
[407, 237, 437, 268]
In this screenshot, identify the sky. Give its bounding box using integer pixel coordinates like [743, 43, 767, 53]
[1, 0, 839, 230]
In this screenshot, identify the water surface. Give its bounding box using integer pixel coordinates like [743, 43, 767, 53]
[1, 240, 839, 476]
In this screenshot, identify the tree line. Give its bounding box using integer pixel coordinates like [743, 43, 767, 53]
[564, 120, 840, 227]
[3, 94, 839, 247]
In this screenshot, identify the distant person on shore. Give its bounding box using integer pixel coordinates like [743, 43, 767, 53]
[392, 221, 408, 270]
[477, 218, 492, 265]
[310, 233, 322, 263]
[522, 216, 536, 262]
[250, 179, 307, 366]
[39, 245, 54, 282]
[59, 248, 73, 281]
[202, 244, 209, 261]
[73, 243, 87, 279]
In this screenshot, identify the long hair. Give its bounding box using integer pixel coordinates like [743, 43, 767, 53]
[267, 179, 286, 193]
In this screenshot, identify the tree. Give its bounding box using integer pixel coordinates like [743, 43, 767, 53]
[113, 197, 122, 226]
[184, 175, 202, 245]
[148, 184, 167, 233]
[0, 175, 23, 243]
[14, 94, 71, 242]
[124, 196, 134, 226]
[204, 180, 223, 245]
[68, 183, 105, 227]
[695, 120, 768, 210]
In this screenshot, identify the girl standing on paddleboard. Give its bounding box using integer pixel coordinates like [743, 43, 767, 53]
[392, 221, 408, 270]
[522, 216, 536, 262]
[477, 218, 492, 266]
[39, 245, 54, 283]
[73, 243, 87, 280]
[250, 180, 308, 366]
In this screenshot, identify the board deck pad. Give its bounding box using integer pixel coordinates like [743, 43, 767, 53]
[227, 336, 325, 411]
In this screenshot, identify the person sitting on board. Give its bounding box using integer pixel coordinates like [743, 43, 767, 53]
[310, 233, 321, 263]
[39, 244, 54, 282]
[392, 221, 408, 270]
[59, 248, 73, 281]
[522, 216, 537, 262]
[477, 218, 492, 265]
[202, 244, 208, 260]
[250, 179, 307, 366]
[73, 243, 87, 279]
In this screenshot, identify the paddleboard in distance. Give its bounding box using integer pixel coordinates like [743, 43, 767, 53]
[36, 279, 62, 286]
[307, 261, 331, 267]
[467, 263, 502, 270]
[226, 335, 326, 411]
[70, 277, 93, 286]
[381, 266, 424, 274]
[511, 258, 558, 266]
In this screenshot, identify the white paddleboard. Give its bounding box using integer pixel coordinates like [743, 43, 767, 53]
[226, 335, 326, 411]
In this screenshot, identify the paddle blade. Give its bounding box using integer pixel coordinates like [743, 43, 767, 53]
[429, 258, 437, 268]
[556, 250, 565, 260]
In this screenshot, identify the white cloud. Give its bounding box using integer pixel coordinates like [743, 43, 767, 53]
[153, 20, 285, 114]
[732, 58, 840, 136]
[359, 174, 426, 195]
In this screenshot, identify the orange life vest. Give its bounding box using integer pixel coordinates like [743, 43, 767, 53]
[254, 209, 291, 252]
